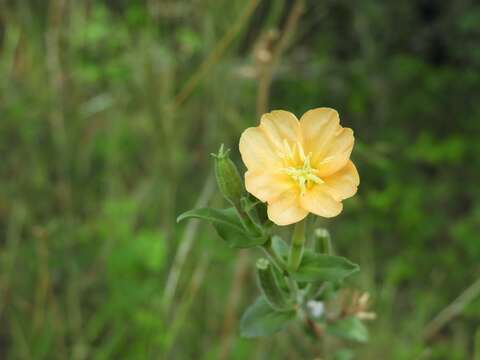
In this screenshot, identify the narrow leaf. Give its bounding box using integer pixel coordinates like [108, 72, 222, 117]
[177, 207, 243, 229]
[177, 207, 266, 248]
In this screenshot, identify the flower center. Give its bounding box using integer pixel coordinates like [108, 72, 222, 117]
[279, 140, 323, 195]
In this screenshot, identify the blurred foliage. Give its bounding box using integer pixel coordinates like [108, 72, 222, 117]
[0, 0, 480, 359]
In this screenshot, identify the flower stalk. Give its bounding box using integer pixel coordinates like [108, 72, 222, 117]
[288, 218, 306, 272]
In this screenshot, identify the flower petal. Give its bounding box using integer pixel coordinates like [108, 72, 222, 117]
[259, 110, 300, 150]
[245, 171, 293, 203]
[300, 107, 339, 156]
[299, 108, 354, 177]
[315, 128, 354, 177]
[300, 185, 343, 218]
[267, 189, 308, 226]
[323, 161, 360, 201]
[239, 127, 282, 171]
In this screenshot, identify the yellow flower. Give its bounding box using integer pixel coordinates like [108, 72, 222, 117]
[239, 108, 359, 226]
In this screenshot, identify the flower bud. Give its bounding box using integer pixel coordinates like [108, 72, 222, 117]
[314, 228, 332, 255]
[212, 144, 245, 207]
[256, 258, 290, 311]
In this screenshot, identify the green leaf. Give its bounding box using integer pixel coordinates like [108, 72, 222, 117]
[327, 316, 369, 343]
[271, 235, 289, 260]
[292, 251, 359, 282]
[240, 297, 296, 338]
[177, 207, 241, 229]
[177, 207, 266, 248]
[333, 349, 355, 360]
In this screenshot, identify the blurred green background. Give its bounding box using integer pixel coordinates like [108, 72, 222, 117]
[1, 0, 480, 359]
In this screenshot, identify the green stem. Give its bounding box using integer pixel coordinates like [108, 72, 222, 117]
[288, 219, 306, 272]
[260, 246, 283, 274]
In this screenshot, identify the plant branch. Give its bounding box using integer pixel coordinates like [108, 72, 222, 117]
[256, 0, 305, 117]
[163, 174, 216, 312]
[423, 276, 480, 341]
[175, 0, 260, 106]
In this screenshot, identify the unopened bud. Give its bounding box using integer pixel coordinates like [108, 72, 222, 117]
[256, 258, 290, 311]
[212, 144, 245, 207]
[314, 228, 332, 255]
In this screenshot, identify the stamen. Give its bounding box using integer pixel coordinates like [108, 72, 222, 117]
[283, 139, 294, 160]
[279, 147, 323, 195]
[297, 141, 306, 161]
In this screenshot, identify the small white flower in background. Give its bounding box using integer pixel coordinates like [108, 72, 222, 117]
[307, 300, 325, 318]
